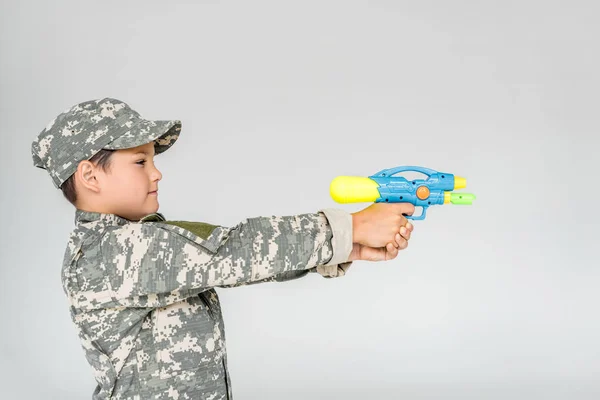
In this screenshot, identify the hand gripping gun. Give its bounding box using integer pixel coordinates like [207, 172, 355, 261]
[330, 166, 476, 220]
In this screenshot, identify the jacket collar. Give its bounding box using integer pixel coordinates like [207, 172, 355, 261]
[74, 209, 132, 226]
[74, 209, 166, 225]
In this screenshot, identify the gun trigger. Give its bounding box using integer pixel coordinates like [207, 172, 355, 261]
[406, 206, 427, 221]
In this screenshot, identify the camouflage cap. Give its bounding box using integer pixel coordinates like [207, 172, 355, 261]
[31, 97, 181, 189]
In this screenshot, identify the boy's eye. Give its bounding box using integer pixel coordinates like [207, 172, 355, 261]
[136, 160, 146, 165]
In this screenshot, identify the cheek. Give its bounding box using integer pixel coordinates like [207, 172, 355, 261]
[112, 169, 147, 194]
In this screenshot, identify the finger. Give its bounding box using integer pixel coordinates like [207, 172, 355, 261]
[392, 202, 415, 216]
[406, 222, 414, 232]
[399, 226, 411, 241]
[394, 233, 408, 249]
[392, 233, 400, 248]
[399, 214, 408, 227]
[397, 236, 408, 249]
[386, 242, 398, 260]
[400, 203, 415, 216]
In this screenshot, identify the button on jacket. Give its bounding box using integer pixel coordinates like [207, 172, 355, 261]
[62, 208, 353, 399]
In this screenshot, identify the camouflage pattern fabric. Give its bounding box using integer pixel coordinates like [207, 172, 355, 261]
[31, 98, 181, 189]
[63, 208, 352, 399]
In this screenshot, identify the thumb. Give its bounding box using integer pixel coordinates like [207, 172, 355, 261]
[360, 243, 397, 261]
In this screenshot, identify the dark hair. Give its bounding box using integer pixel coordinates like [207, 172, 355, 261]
[61, 149, 115, 205]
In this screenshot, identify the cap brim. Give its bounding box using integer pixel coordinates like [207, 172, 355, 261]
[103, 119, 181, 154]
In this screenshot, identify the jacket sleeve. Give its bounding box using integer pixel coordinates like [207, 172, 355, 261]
[219, 208, 353, 287]
[98, 209, 352, 307]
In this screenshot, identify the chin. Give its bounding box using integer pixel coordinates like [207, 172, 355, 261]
[129, 204, 159, 221]
[148, 203, 160, 214]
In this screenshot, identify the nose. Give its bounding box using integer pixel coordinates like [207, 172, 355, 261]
[151, 165, 162, 182]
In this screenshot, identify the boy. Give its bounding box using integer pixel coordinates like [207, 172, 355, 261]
[31, 98, 414, 399]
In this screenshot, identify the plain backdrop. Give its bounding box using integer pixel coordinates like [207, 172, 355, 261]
[1, 0, 598, 399]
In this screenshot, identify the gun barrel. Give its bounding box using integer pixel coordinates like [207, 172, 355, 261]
[444, 192, 476, 205]
[454, 176, 467, 190]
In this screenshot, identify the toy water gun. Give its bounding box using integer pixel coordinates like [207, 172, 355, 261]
[330, 166, 476, 220]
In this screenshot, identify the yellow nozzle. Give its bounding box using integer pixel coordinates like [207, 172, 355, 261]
[454, 176, 467, 190]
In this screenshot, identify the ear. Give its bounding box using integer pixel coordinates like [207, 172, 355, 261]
[76, 160, 101, 193]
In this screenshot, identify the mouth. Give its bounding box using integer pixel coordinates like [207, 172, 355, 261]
[149, 190, 158, 195]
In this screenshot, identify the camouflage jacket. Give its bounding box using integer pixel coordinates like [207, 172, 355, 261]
[62, 208, 353, 399]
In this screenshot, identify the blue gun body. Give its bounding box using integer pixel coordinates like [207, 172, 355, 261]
[370, 166, 455, 220]
[329, 166, 474, 220]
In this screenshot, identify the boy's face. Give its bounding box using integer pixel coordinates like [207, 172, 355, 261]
[90, 142, 162, 221]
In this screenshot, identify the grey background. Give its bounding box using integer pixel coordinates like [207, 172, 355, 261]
[1, 0, 598, 398]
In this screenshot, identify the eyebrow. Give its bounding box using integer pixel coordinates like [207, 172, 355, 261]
[132, 151, 154, 157]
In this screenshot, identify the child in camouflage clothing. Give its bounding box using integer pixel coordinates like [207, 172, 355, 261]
[31, 98, 414, 399]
